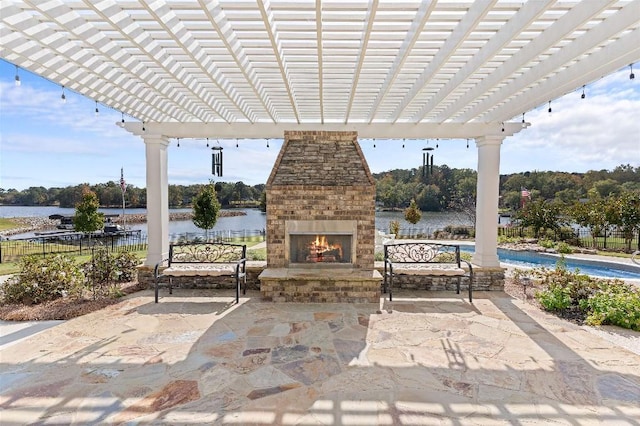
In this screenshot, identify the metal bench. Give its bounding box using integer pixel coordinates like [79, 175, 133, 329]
[154, 241, 247, 303]
[384, 242, 473, 302]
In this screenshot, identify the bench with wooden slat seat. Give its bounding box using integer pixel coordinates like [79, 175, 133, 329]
[154, 242, 247, 303]
[384, 242, 473, 302]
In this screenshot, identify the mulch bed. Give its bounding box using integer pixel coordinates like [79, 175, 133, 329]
[0, 281, 147, 321]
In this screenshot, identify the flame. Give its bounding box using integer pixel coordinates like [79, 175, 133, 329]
[307, 235, 343, 260]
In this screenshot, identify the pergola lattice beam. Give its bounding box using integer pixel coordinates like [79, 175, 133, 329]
[120, 121, 526, 139]
[410, 0, 551, 123]
[483, 26, 640, 123]
[389, 0, 496, 123]
[364, 0, 437, 123]
[2, 1, 637, 127]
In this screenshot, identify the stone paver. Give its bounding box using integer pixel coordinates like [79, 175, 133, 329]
[1, 289, 639, 425]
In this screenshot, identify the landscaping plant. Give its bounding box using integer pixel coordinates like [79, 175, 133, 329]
[516, 264, 640, 331]
[1, 254, 84, 305]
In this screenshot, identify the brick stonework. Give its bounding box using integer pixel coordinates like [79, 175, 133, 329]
[260, 130, 380, 302]
[265, 130, 376, 270]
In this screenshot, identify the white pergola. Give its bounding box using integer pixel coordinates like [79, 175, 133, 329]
[2, 0, 639, 267]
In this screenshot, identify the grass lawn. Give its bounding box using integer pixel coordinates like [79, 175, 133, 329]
[0, 218, 21, 232]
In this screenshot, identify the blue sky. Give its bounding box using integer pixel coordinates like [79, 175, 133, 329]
[1, 59, 638, 191]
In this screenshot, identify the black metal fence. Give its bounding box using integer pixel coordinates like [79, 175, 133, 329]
[498, 226, 640, 252]
[0, 229, 266, 263]
[0, 231, 147, 263]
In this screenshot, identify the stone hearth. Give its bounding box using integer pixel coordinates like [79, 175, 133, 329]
[259, 130, 381, 302]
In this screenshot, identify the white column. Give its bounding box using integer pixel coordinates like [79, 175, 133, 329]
[472, 135, 504, 268]
[144, 135, 170, 266]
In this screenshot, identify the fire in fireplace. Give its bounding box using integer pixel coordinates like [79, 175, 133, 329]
[290, 234, 352, 264]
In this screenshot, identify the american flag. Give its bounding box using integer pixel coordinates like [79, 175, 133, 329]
[521, 188, 530, 198]
[120, 168, 127, 193]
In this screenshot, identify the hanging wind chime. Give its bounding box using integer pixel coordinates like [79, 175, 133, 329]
[211, 145, 223, 177]
[422, 146, 434, 177]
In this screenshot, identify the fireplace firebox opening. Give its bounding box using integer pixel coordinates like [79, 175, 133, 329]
[285, 220, 357, 267]
[289, 233, 352, 264]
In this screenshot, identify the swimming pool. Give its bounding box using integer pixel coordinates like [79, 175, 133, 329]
[458, 246, 640, 280]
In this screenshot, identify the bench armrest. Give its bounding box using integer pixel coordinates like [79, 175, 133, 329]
[154, 259, 170, 279]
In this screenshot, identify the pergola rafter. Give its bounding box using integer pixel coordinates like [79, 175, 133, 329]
[2, 0, 636, 127]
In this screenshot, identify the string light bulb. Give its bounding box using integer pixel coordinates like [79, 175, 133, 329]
[436, 139, 439, 148]
[373, 138, 376, 148]
[466, 139, 469, 149]
[94, 100, 99, 116]
[630, 63, 635, 80]
[177, 138, 180, 148]
[121, 112, 125, 123]
[501, 122, 505, 132]
[142, 121, 146, 131]
[402, 138, 405, 148]
[206, 138, 209, 148]
[522, 113, 526, 128]
[266, 138, 270, 148]
[14, 65, 20, 87]
[61, 86, 66, 103]
[581, 85, 586, 99]
[548, 100, 552, 115]
[236, 138, 239, 148]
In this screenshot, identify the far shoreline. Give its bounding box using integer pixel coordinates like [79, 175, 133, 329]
[0, 210, 248, 237]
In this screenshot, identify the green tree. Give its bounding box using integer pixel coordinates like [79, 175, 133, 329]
[515, 199, 565, 238]
[404, 199, 422, 224]
[570, 198, 611, 248]
[192, 182, 221, 240]
[259, 191, 267, 212]
[74, 188, 104, 234]
[609, 191, 640, 251]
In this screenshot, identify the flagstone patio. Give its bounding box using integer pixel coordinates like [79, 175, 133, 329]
[1, 289, 639, 425]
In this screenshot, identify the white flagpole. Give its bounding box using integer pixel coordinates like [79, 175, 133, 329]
[120, 168, 127, 231]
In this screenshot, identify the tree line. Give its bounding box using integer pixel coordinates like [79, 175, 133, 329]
[0, 181, 265, 209]
[1, 164, 638, 211]
[374, 163, 640, 212]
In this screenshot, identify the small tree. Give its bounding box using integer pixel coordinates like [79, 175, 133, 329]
[515, 199, 564, 238]
[609, 191, 640, 251]
[570, 198, 611, 248]
[74, 188, 104, 234]
[404, 199, 422, 224]
[192, 182, 221, 240]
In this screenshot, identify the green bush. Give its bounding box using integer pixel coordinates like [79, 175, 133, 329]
[579, 284, 640, 331]
[535, 283, 572, 311]
[1, 254, 84, 304]
[532, 265, 640, 331]
[556, 242, 573, 254]
[389, 220, 400, 236]
[83, 247, 140, 297]
[539, 239, 555, 249]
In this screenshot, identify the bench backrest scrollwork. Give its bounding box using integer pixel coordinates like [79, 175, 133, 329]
[384, 243, 462, 266]
[168, 242, 247, 265]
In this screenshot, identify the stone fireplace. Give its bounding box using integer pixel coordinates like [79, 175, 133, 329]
[259, 130, 382, 302]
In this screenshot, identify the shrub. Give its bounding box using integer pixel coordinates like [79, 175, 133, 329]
[531, 265, 639, 331]
[579, 283, 640, 331]
[535, 282, 572, 311]
[556, 242, 573, 254]
[1, 254, 84, 305]
[389, 220, 400, 236]
[539, 239, 555, 249]
[83, 247, 140, 297]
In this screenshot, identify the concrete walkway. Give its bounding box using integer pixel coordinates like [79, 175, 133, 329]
[1, 289, 639, 425]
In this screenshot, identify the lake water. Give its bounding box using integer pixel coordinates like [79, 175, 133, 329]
[0, 206, 473, 239]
